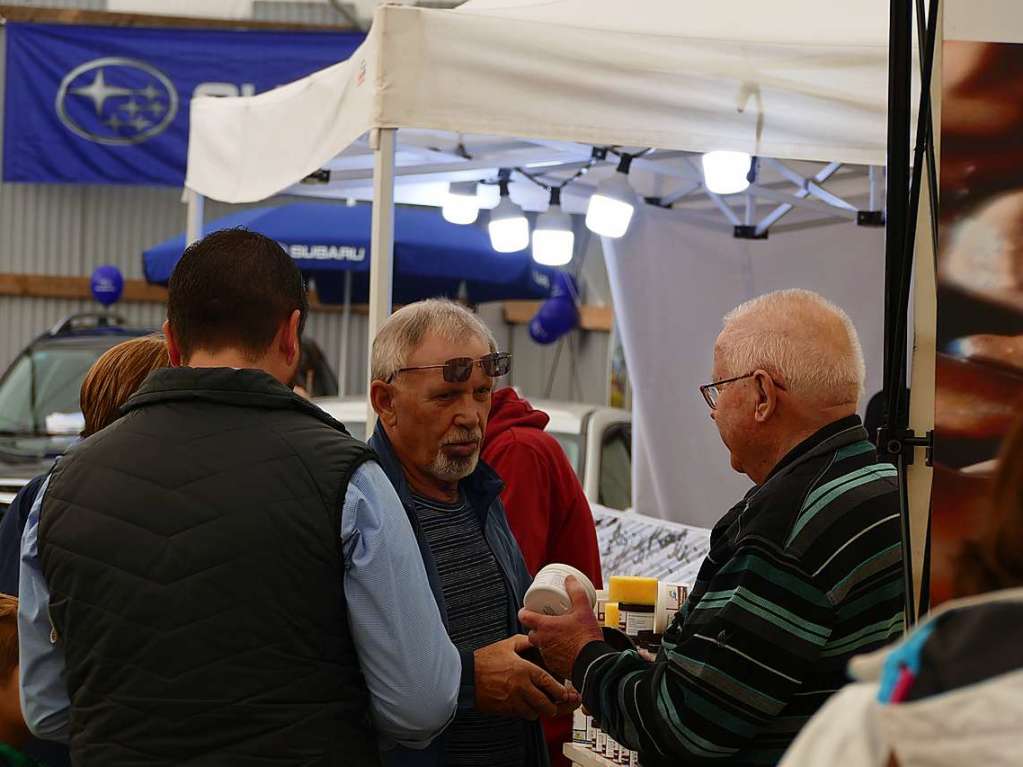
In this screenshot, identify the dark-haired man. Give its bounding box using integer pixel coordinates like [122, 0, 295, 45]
[18, 229, 460, 765]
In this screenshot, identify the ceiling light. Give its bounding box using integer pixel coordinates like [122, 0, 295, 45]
[488, 179, 529, 253]
[442, 181, 479, 225]
[532, 187, 574, 266]
[586, 154, 637, 239]
[701, 151, 753, 195]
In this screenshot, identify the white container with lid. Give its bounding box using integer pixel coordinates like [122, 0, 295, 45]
[523, 563, 597, 616]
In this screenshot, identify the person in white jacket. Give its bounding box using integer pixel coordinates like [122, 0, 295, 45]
[780, 417, 1023, 767]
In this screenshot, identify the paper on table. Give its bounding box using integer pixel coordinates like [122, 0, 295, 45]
[591, 505, 710, 587]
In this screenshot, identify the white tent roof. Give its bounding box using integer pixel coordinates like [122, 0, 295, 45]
[186, 0, 899, 204]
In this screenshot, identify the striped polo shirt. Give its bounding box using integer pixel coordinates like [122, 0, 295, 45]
[573, 416, 904, 766]
[411, 491, 526, 767]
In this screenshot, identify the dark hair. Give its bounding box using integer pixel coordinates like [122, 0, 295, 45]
[167, 228, 308, 361]
[955, 414, 1023, 597]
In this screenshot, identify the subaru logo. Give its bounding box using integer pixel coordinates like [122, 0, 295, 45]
[55, 57, 178, 146]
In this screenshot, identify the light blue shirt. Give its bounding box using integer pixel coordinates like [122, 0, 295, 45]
[18, 462, 459, 750]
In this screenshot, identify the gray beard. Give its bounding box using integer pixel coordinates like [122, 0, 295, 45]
[428, 449, 479, 483]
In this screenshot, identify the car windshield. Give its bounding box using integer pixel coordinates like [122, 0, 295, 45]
[0, 347, 107, 436]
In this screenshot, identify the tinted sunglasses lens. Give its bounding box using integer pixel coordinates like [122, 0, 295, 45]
[481, 353, 511, 378]
[442, 358, 474, 383]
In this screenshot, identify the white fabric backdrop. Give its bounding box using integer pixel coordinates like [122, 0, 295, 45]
[603, 207, 886, 527]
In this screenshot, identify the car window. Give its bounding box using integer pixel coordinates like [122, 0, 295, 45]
[0, 347, 105, 435]
[599, 423, 632, 510]
[549, 432, 581, 476]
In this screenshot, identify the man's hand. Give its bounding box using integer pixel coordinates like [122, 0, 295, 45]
[519, 576, 603, 680]
[474, 635, 580, 720]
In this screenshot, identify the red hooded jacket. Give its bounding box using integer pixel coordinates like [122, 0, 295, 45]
[483, 388, 603, 587]
[483, 389, 604, 767]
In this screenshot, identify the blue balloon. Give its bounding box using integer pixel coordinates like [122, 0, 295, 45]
[529, 272, 580, 345]
[90, 265, 124, 307]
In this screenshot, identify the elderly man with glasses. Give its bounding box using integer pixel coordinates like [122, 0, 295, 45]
[368, 299, 577, 767]
[522, 289, 905, 767]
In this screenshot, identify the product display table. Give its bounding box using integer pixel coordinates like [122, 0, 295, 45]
[565, 743, 628, 767]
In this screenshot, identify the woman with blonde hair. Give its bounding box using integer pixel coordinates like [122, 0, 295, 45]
[0, 335, 169, 767]
[780, 414, 1023, 767]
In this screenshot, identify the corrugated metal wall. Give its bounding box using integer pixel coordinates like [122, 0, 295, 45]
[251, 1, 348, 25]
[0, 1, 105, 9]
[0, 15, 612, 405]
[0, 1, 346, 20]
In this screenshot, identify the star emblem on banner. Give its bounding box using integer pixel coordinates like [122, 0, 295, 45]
[56, 57, 179, 146]
[71, 69, 132, 115]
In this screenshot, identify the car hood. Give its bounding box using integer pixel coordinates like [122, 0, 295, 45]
[0, 434, 72, 479]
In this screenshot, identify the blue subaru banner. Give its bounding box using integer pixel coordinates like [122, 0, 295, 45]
[2, 23, 363, 186]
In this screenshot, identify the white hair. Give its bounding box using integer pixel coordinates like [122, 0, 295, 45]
[718, 289, 866, 406]
[371, 299, 498, 382]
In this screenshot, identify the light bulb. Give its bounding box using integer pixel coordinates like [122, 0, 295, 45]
[488, 196, 529, 253]
[701, 151, 752, 195]
[532, 200, 574, 266]
[586, 173, 636, 238]
[442, 181, 479, 225]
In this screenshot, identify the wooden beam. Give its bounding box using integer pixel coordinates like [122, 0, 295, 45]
[0, 273, 167, 302]
[503, 300, 613, 332]
[0, 273, 362, 314]
[0, 274, 614, 329]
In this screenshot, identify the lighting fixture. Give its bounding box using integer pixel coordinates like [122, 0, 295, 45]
[442, 181, 480, 225]
[532, 187, 574, 266]
[585, 154, 637, 238]
[488, 179, 530, 253]
[701, 151, 753, 195]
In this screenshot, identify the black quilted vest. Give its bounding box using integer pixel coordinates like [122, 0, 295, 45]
[38, 367, 381, 767]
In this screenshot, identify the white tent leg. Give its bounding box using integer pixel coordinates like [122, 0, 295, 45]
[365, 127, 397, 432]
[185, 189, 205, 245]
[339, 270, 353, 398]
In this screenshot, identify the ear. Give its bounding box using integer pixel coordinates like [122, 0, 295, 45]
[753, 370, 779, 423]
[162, 320, 183, 367]
[370, 380, 399, 428]
[279, 309, 302, 365]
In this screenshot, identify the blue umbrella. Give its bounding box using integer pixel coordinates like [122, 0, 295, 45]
[143, 202, 556, 304]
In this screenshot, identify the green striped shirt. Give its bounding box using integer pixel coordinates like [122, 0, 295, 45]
[573, 416, 904, 767]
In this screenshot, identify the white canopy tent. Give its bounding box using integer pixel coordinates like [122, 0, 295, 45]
[187, 0, 900, 204]
[183, 0, 933, 604]
[184, 0, 909, 396]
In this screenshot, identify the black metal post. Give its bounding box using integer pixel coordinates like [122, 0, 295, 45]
[882, 0, 917, 626]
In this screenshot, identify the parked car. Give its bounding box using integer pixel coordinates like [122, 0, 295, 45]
[0, 319, 348, 512]
[314, 396, 633, 510]
[0, 314, 152, 510]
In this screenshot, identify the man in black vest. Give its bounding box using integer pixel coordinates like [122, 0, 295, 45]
[17, 230, 461, 766]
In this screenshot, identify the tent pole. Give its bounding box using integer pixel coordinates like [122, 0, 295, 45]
[185, 189, 205, 246]
[339, 270, 353, 398]
[881, 0, 916, 627]
[882, 0, 940, 627]
[366, 127, 397, 432]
